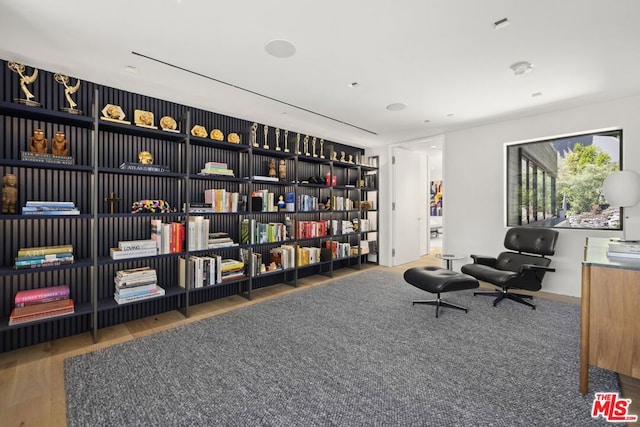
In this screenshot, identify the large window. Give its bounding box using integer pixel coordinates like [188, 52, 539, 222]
[506, 129, 622, 229]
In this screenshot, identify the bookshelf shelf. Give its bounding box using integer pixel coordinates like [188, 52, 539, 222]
[0, 58, 378, 353]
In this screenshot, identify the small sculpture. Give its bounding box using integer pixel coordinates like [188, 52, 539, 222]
[332, 151, 338, 161]
[250, 123, 259, 147]
[191, 125, 207, 138]
[268, 158, 277, 178]
[304, 135, 310, 156]
[319, 139, 325, 158]
[295, 133, 301, 154]
[101, 104, 130, 124]
[134, 110, 156, 129]
[312, 137, 317, 157]
[263, 125, 270, 149]
[227, 133, 240, 144]
[104, 191, 121, 214]
[348, 154, 354, 164]
[279, 159, 286, 181]
[2, 173, 18, 214]
[340, 151, 346, 162]
[160, 116, 178, 132]
[210, 129, 224, 141]
[138, 151, 154, 164]
[54, 73, 82, 115]
[51, 131, 68, 156]
[275, 128, 281, 151]
[277, 195, 285, 210]
[30, 129, 47, 154]
[8, 61, 40, 107]
[284, 130, 290, 153]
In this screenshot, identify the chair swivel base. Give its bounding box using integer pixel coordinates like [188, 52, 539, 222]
[413, 293, 469, 318]
[474, 290, 536, 310]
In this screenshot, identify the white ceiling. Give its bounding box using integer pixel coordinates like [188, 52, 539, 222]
[1, 0, 640, 151]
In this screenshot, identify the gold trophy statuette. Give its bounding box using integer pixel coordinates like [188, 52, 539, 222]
[138, 151, 154, 165]
[54, 73, 83, 115]
[275, 128, 281, 151]
[250, 123, 259, 147]
[295, 133, 301, 154]
[8, 61, 40, 107]
[312, 137, 317, 157]
[263, 125, 270, 149]
[320, 139, 325, 158]
[284, 130, 290, 153]
[304, 135, 310, 156]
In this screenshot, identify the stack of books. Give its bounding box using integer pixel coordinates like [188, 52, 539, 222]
[198, 161, 235, 177]
[179, 254, 223, 288]
[220, 259, 245, 282]
[114, 267, 165, 304]
[607, 241, 640, 259]
[14, 245, 74, 269]
[208, 232, 238, 249]
[9, 285, 74, 325]
[150, 219, 185, 254]
[110, 239, 158, 260]
[270, 245, 296, 269]
[22, 201, 80, 216]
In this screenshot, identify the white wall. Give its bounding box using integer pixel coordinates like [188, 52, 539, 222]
[444, 94, 640, 297]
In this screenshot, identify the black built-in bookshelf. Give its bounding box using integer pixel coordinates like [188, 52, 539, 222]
[0, 59, 378, 352]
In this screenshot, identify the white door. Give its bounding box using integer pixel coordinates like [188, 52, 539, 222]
[392, 147, 423, 266]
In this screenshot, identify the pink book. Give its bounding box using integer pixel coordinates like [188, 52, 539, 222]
[14, 285, 70, 305]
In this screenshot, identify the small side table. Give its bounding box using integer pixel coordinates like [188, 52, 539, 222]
[436, 253, 465, 270]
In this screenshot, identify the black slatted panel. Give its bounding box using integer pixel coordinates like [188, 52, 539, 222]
[98, 131, 185, 172]
[189, 145, 245, 176]
[97, 257, 180, 302]
[97, 295, 181, 329]
[98, 174, 183, 214]
[189, 108, 252, 144]
[188, 281, 244, 306]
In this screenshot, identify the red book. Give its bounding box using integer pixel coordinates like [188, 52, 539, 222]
[14, 285, 70, 305]
[9, 299, 75, 325]
[13, 298, 71, 317]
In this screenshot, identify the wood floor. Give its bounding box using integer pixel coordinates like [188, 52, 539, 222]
[1, 255, 638, 426]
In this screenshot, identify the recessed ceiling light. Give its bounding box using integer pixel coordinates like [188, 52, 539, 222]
[386, 103, 407, 111]
[532, 92, 543, 98]
[494, 18, 510, 30]
[125, 65, 138, 73]
[264, 39, 296, 58]
[510, 61, 533, 75]
[431, 145, 437, 149]
[349, 82, 359, 88]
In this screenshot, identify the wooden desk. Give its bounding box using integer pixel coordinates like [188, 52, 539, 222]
[581, 237, 640, 394]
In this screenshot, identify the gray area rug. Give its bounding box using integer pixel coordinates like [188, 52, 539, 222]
[65, 270, 619, 426]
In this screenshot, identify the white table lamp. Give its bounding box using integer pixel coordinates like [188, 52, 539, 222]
[602, 170, 640, 241]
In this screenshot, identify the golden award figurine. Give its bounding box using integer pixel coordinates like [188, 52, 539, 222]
[279, 159, 286, 181]
[275, 128, 281, 151]
[348, 154, 354, 164]
[250, 123, 259, 147]
[138, 151, 154, 164]
[101, 104, 131, 124]
[2, 173, 18, 214]
[160, 116, 178, 132]
[51, 131, 69, 156]
[263, 125, 269, 149]
[30, 129, 48, 153]
[8, 61, 40, 107]
[54, 73, 82, 115]
[312, 137, 317, 157]
[340, 151, 346, 162]
[134, 110, 157, 129]
[227, 133, 240, 144]
[295, 133, 301, 155]
[332, 151, 338, 161]
[303, 135, 310, 156]
[320, 139, 325, 159]
[210, 129, 224, 141]
[284, 130, 290, 153]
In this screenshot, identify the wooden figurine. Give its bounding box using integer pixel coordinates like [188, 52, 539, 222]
[2, 173, 18, 214]
[30, 128, 47, 153]
[279, 159, 286, 181]
[268, 158, 277, 178]
[51, 131, 69, 156]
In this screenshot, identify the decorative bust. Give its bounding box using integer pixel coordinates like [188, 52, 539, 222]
[279, 159, 286, 181]
[51, 131, 68, 156]
[138, 151, 154, 165]
[30, 128, 47, 153]
[2, 173, 18, 214]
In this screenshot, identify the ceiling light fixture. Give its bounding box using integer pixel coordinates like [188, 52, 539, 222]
[386, 103, 407, 111]
[424, 119, 431, 123]
[447, 113, 454, 118]
[349, 82, 359, 88]
[532, 92, 543, 98]
[264, 39, 297, 58]
[125, 65, 138, 73]
[494, 18, 510, 30]
[510, 61, 533, 75]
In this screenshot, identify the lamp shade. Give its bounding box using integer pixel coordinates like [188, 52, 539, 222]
[602, 170, 640, 207]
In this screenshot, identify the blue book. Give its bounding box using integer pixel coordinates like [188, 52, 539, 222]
[25, 201, 76, 209]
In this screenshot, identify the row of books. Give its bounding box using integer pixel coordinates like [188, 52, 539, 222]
[240, 219, 292, 244]
[203, 189, 244, 213]
[179, 256, 246, 288]
[14, 244, 74, 270]
[607, 241, 640, 259]
[9, 285, 75, 325]
[150, 219, 185, 254]
[21, 200, 80, 216]
[298, 220, 329, 239]
[114, 267, 165, 304]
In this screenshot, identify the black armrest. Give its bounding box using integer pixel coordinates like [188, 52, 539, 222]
[470, 255, 497, 268]
[518, 264, 556, 274]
